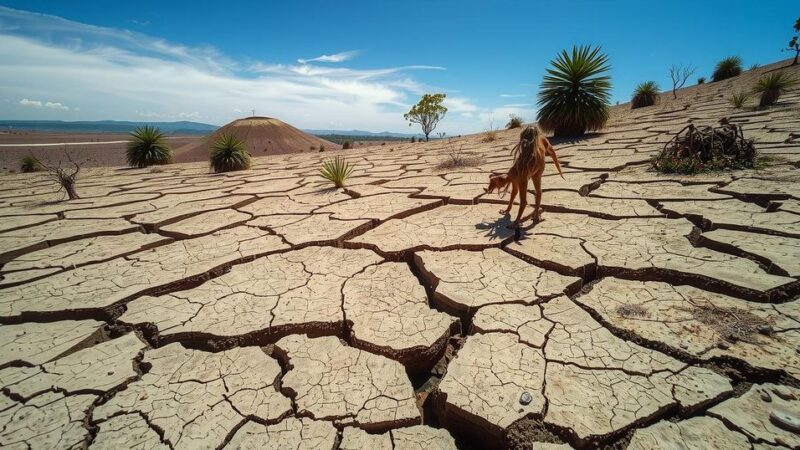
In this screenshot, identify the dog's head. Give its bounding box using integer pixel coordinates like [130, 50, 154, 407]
[485, 173, 509, 195]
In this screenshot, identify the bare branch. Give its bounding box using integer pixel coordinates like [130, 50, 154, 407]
[669, 64, 696, 99]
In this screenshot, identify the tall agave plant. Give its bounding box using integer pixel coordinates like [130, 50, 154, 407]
[631, 81, 660, 109]
[126, 125, 171, 168]
[752, 71, 796, 107]
[711, 56, 742, 82]
[536, 45, 612, 137]
[210, 133, 251, 173]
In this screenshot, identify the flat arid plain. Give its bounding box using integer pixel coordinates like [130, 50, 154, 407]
[1, 60, 799, 450]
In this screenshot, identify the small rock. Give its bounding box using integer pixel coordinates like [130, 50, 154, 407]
[718, 341, 730, 350]
[760, 391, 772, 402]
[107, 371, 114, 376]
[757, 325, 773, 335]
[770, 409, 800, 433]
[680, 342, 689, 350]
[519, 392, 533, 405]
[772, 387, 797, 401]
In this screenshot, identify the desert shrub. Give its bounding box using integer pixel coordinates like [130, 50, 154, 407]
[729, 92, 751, 108]
[20, 155, 42, 173]
[749, 63, 760, 70]
[310, 145, 317, 151]
[697, 77, 706, 84]
[319, 144, 325, 152]
[711, 56, 743, 82]
[506, 115, 524, 129]
[631, 81, 660, 109]
[482, 129, 497, 142]
[436, 139, 482, 170]
[342, 141, 352, 149]
[126, 125, 171, 168]
[411, 136, 416, 143]
[210, 133, 251, 173]
[752, 70, 797, 107]
[652, 122, 756, 174]
[536, 45, 611, 137]
[319, 156, 353, 188]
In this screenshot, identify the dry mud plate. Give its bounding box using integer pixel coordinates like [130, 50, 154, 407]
[1, 61, 800, 449]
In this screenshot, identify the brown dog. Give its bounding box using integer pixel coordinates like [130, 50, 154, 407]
[485, 126, 564, 225]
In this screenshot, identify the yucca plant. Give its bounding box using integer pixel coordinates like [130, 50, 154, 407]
[126, 125, 171, 168]
[537, 45, 612, 137]
[506, 115, 524, 129]
[729, 92, 751, 108]
[752, 71, 797, 107]
[711, 56, 743, 82]
[20, 155, 42, 173]
[631, 81, 660, 109]
[210, 133, 251, 173]
[319, 156, 354, 188]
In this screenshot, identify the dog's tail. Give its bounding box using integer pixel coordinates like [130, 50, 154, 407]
[546, 144, 565, 179]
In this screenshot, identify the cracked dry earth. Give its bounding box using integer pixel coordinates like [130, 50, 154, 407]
[1, 62, 800, 450]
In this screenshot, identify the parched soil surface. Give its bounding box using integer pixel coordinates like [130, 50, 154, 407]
[0, 60, 799, 449]
[0, 132, 202, 173]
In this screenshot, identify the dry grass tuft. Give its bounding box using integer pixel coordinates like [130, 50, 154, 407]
[616, 304, 649, 318]
[482, 130, 498, 142]
[436, 139, 483, 170]
[692, 305, 768, 343]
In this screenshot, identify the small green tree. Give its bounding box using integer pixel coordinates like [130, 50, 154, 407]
[342, 141, 352, 149]
[786, 17, 800, 65]
[411, 136, 416, 143]
[404, 93, 447, 142]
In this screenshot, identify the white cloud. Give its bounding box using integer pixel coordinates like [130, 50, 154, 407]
[19, 98, 42, 107]
[297, 50, 359, 64]
[19, 98, 70, 110]
[502, 103, 531, 108]
[443, 96, 478, 113]
[500, 93, 525, 98]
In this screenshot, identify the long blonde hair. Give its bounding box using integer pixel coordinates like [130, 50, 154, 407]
[509, 126, 540, 179]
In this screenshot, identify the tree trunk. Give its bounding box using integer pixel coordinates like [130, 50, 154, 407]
[794, 50, 798, 65]
[425, 133, 430, 142]
[62, 179, 79, 200]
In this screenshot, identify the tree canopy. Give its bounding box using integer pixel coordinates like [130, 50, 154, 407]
[404, 93, 447, 141]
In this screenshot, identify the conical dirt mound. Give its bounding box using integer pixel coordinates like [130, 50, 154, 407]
[172, 116, 339, 163]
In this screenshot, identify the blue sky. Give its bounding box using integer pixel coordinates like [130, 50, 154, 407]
[0, 1, 796, 134]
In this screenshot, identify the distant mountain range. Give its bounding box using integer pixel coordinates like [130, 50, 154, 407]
[0, 120, 218, 135]
[0, 120, 424, 138]
[302, 129, 423, 138]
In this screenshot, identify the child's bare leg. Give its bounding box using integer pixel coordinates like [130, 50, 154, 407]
[531, 175, 542, 221]
[500, 184, 518, 215]
[513, 180, 528, 225]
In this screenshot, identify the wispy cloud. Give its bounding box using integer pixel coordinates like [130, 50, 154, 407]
[297, 50, 359, 64]
[500, 93, 526, 98]
[19, 98, 70, 110]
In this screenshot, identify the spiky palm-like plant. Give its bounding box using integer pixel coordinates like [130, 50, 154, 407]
[536, 45, 612, 137]
[20, 155, 42, 173]
[210, 133, 251, 173]
[319, 156, 353, 188]
[631, 81, 660, 109]
[711, 56, 743, 82]
[729, 92, 751, 108]
[752, 71, 797, 107]
[126, 126, 171, 168]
